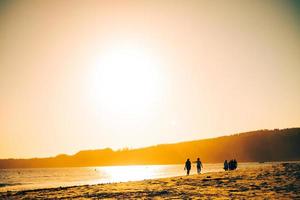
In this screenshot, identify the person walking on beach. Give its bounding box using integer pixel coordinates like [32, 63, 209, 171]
[196, 158, 203, 174]
[184, 159, 191, 175]
[224, 160, 229, 171]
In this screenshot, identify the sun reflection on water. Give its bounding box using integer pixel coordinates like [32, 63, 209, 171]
[95, 165, 164, 183]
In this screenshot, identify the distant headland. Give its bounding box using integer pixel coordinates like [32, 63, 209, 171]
[1, 128, 299, 168]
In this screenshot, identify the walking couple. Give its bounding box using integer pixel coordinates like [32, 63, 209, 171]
[184, 158, 203, 175]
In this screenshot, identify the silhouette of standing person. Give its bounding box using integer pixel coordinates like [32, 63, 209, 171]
[196, 158, 203, 174]
[228, 159, 233, 170]
[224, 160, 228, 171]
[233, 159, 237, 170]
[184, 158, 191, 175]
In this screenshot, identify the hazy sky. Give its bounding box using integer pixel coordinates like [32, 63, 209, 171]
[1, 0, 300, 158]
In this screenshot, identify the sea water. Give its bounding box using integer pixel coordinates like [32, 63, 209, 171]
[0, 162, 273, 192]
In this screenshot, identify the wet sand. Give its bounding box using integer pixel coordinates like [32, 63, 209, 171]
[1, 162, 299, 199]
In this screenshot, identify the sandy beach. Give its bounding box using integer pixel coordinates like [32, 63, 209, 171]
[1, 162, 299, 199]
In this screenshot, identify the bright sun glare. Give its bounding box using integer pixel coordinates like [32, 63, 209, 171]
[99, 165, 159, 183]
[87, 42, 164, 117]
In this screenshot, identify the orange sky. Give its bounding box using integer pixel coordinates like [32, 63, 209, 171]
[1, 0, 300, 158]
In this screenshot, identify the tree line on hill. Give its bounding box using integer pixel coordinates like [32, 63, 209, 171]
[0, 128, 299, 168]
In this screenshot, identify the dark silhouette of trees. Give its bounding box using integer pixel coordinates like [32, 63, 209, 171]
[0, 128, 299, 168]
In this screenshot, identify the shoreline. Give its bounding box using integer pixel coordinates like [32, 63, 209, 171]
[0, 162, 279, 193]
[1, 162, 300, 199]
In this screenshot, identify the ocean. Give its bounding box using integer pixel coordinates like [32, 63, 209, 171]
[0, 162, 273, 192]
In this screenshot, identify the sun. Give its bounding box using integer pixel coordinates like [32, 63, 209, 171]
[87, 42, 164, 117]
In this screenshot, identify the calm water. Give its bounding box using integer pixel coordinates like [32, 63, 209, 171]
[0, 162, 272, 192]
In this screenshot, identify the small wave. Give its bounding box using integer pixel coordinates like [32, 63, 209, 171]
[0, 183, 22, 187]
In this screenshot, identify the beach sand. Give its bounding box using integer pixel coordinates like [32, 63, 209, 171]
[1, 163, 299, 199]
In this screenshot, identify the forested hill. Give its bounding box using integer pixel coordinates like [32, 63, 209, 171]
[1, 128, 299, 168]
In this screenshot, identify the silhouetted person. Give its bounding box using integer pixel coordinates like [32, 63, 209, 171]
[196, 158, 203, 174]
[228, 159, 237, 170]
[184, 158, 191, 175]
[233, 159, 237, 170]
[228, 159, 233, 170]
[224, 160, 228, 171]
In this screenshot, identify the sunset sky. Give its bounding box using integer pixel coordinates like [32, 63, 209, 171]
[1, 0, 300, 159]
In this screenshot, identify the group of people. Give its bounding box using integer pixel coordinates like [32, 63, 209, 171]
[184, 158, 238, 175]
[184, 158, 203, 175]
[223, 159, 238, 171]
